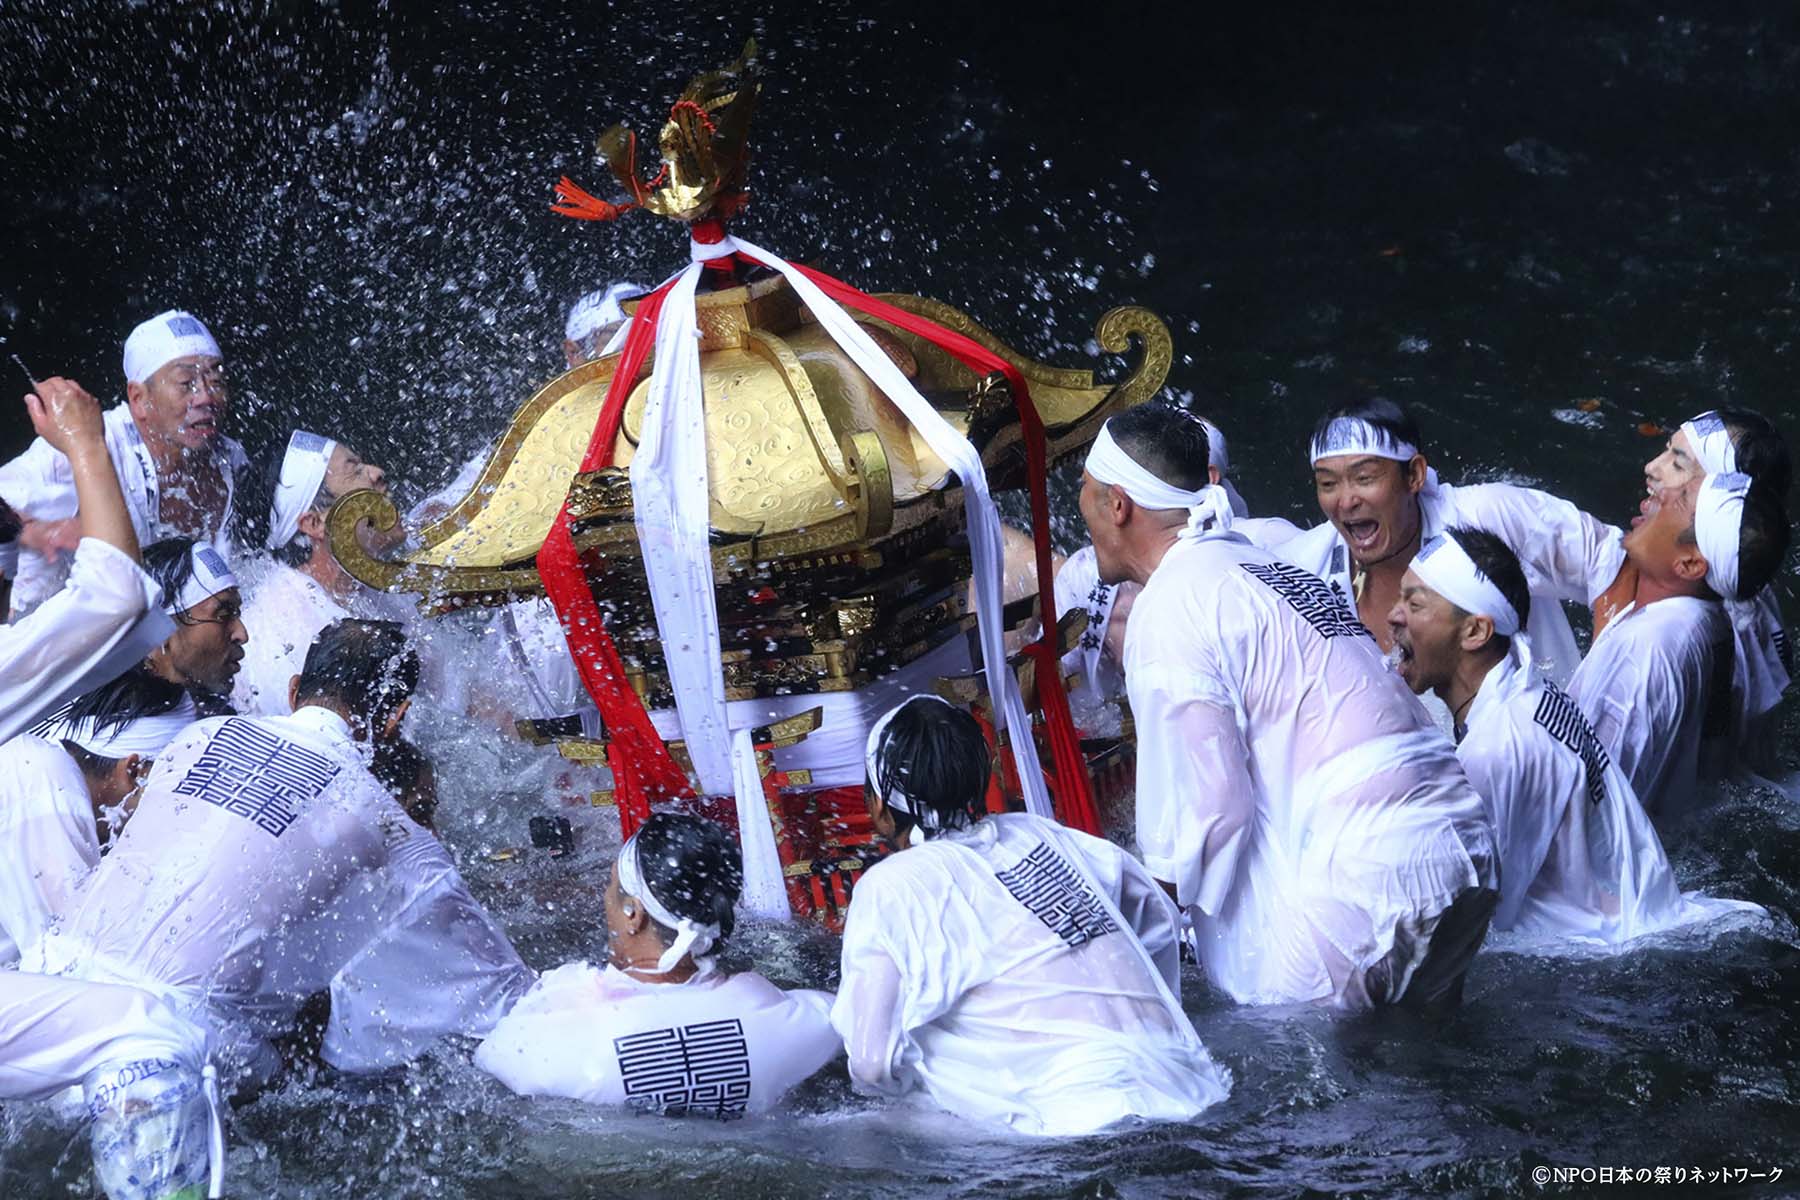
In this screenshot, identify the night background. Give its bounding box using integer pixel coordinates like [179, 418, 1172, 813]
[4, 2, 1800, 1196]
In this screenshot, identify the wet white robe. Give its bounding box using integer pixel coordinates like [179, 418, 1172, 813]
[31, 706, 401, 1084]
[1052, 546, 1124, 704]
[317, 818, 534, 1072]
[0, 538, 171, 744]
[0, 736, 100, 966]
[1567, 596, 1729, 825]
[0, 971, 206, 1103]
[1273, 480, 1626, 684]
[1459, 652, 1756, 945]
[0, 403, 247, 615]
[832, 812, 1229, 1136]
[1128, 534, 1496, 1009]
[476, 962, 839, 1116]
[231, 563, 396, 715]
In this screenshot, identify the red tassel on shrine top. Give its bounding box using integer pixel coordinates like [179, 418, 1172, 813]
[550, 176, 636, 222]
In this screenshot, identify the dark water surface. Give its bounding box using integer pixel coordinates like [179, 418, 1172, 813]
[4, 2, 1800, 1197]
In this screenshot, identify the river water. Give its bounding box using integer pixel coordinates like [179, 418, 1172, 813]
[3, 1, 1799, 1196]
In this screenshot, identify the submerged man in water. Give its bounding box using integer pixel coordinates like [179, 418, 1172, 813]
[1276, 398, 1624, 684]
[1569, 473, 1790, 823]
[1634, 409, 1793, 778]
[1081, 402, 1497, 1009]
[0, 310, 248, 616]
[476, 812, 840, 1116]
[1388, 525, 1756, 945]
[832, 695, 1228, 1135]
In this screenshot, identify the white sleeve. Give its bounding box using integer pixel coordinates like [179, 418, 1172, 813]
[829, 870, 918, 1096]
[323, 822, 535, 1072]
[0, 973, 206, 1102]
[0, 760, 99, 959]
[0, 539, 172, 743]
[0, 438, 68, 515]
[1453, 483, 1626, 604]
[1127, 664, 1256, 917]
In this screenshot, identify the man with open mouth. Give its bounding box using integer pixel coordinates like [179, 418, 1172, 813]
[0, 310, 249, 618]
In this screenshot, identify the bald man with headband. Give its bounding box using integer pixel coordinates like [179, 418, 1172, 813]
[1080, 402, 1496, 1010]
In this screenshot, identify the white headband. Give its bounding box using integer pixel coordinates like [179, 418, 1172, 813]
[123, 310, 221, 384]
[1085, 422, 1235, 538]
[564, 282, 647, 343]
[40, 693, 197, 758]
[267, 430, 338, 550]
[863, 695, 956, 839]
[616, 830, 722, 974]
[1679, 411, 1738, 477]
[1694, 472, 1751, 600]
[166, 544, 238, 616]
[1310, 416, 1420, 465]
[1410, 531, 1521, 636]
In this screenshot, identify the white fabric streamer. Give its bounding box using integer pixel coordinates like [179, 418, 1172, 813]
[123, 310, 221, 384]
[731, 725, 790, 920]
[1084, 423, 1236, 539]
[38, 694, 197, 758]
[1309, 416, 1420, 465]
[165, 544, 237, 616]
[616, 830, 722, 975]
[1410, 531, 1521, 636]
[267, 430, 337, 550]
[1694, 472, 1750, 600]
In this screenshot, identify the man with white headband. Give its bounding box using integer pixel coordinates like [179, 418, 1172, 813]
[0, 310, 247, 615]
[233, 428, 395, 715]
[1638, 408, 1793, 778]
[477, 812, 840, 1115]
[0, 380, 174, 742]
[1276, 398, 1625, 686]
[562, 280, 647, 367]
[135, 536, 248, 713]
[831, 695, 1229, 1135]
[1081, 401, 1497, 1009]
[33, 620, 437, 1093]
[0, 666, 194, 968]
[1052, 406, 1295, 705]
[1388, 525, 1758, 944]
[1569, 472, 1791, 823]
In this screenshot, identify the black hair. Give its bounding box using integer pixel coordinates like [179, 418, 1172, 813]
[1443, 525, 1533, 656]
[43, 664, 187, 741]
[294, 619, 420, 724]
[1717, 408, 1793, 509]
[372, 736, 436, 827]
[141, 536, 198, 612]
[1103, 401, 1215, 492]
[1736, 481, 1792, 599]
[632, 812, 743, 947]
[235, 439, 327, 568]
[872, 698, 992, 837]
[1311, 397, 1425, 463]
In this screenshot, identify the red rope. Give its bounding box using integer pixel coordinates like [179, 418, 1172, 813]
[537, 278, 695, 837]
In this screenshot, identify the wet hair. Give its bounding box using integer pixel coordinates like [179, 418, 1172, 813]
[1736, 481, 1791, 599]
[141, 536, 199, 614]
[0, 497, 21, 541]
[1104, 401, 1214, 492]
[236, 441, 327, 568]
[1443, 525, 1532, 656]
[873, 698, 992, 837]
[294, 619, 420, 724]
[372, 736, 436, 827]
[1311, 398, 1424, 464]
[1717, 408, 1793, 508]
[633, 812, 743, 947]
[50, 664, 187, 741]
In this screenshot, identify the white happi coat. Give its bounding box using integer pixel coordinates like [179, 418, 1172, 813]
[314, 818, 534, 1072]
[31, 707, 402, 1082]
[0, 736, 101, 966]
[1128, 534, 1496, 1008]
[0, 538, 172, 744]
[832, 812, 1229, 1136]
[0, 971, 207, 1103]
[1568, 596, 1729, 825]
[1052, 546, 1125, 704]
[1459, 652, 1755, 945]
[232, 563, 385, 715]
[476, 962, 839, 1116]
[0, 403, 247, 615]
[1273, 479, 1625, 684]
